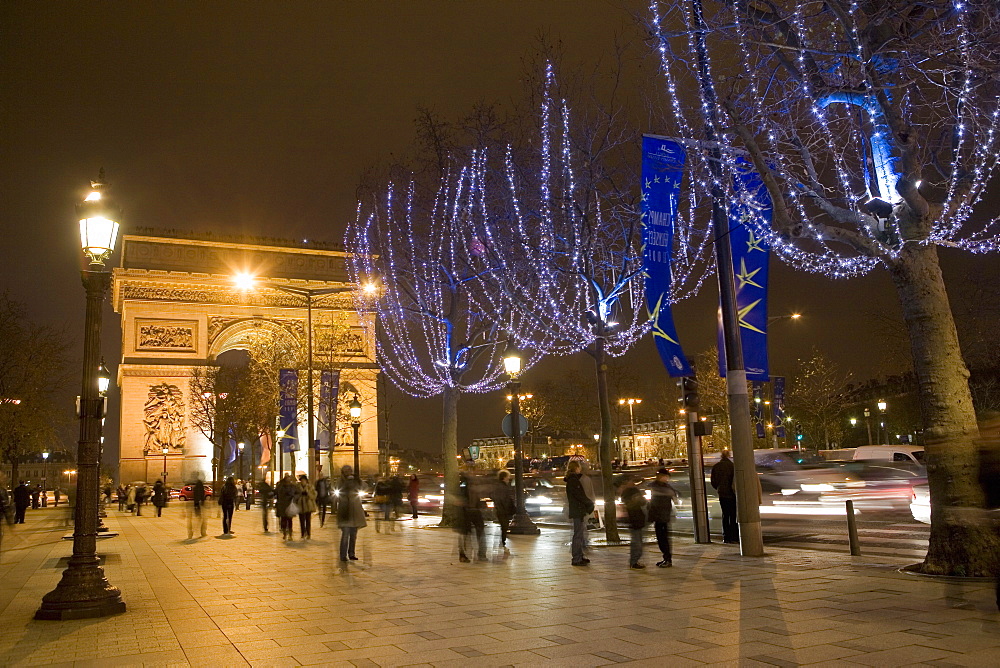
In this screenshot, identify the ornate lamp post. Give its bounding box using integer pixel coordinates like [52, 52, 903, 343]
[237, 442, 245, 482]
[36, 173, 126, 620]
[618, 398, 642, 463]
[161, 446, 169, 485]
[349, 394, 362, 475]
[41, 451, 49, 507]
[504, 345, 539, 535]
[877, 399, 888, 444]
[863, 408, 873, 445]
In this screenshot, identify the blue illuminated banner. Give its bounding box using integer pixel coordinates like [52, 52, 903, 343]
[641, 135, 693, 378]
[719, 160, 771, 381]
[279, 369, 299, 453]
[752, 382, 766, 438]
[317, 370, 340, 452]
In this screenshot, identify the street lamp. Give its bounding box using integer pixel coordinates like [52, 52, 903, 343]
[41, 451, 49, 507]
[877, 400, 888, 444]
[235, 277, 377, 481]
[863, 408, 873, 445]
[37, 173, 125, 621]
[768, 312, 802, 323]
[618, 398, 642, 463]
[161, 446, 169, 485]
[503, 345, 539, 535]
[237, 442, 245, 482]
[349, 394, 362, 476]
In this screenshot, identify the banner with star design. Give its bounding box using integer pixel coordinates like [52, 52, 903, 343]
[718, 160, 771, 381]
[641, 135, 692, 378]
[279, 368, 299, 453]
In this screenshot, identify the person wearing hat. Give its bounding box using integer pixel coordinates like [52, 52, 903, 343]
[648, 468, 679, 567]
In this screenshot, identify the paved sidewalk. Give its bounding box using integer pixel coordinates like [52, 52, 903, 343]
[1, 503, 999, 667]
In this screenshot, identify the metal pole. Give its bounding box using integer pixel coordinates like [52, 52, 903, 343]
[689, 0, 763, 557]
[509, 379, 539, 534]
[306, 294, 316, 481]
[685, 409, 711, 543]
[36, 270, 125, 620]
[864, 409, 873, 445]
[628, 403, 636, 464]
[846, 500, 860, 555]
[352, 421, 360, 477]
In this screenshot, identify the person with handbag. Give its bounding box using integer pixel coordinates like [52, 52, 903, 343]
[297, 474, 317, 539]
[334, 465, 367, 563]
[275, 475, 300, 541]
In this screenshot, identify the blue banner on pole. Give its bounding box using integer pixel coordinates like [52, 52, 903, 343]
[773, 376, 786, 437]
[226, 423, 238, 465]
[279, 369, 299, 453]
[641, 135, 692, 378]
[317, 370, 340, 452]
[718, 160, 771, 381]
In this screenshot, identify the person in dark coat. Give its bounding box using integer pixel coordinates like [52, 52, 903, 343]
[31, 485, 41, 510]
[492, 470, 515, 550]
[648, 468, 679, 567]
[187, 478, 207, 538]
[13, 481, 31, 524]
[151, 479, 167, 517]
[372, 476, 393, 533]
[53, 488, 61, 507]
[134, 484, 147, 516]
[220, 477, 238, 535]
[334, 465, 367, 562]
[315, 476, 331, 527]
[711, 449, 738, 543]
[389, 475, 404, 519]
[407, 475, 420, 519]
[565, 461, 594, 566]
[457, 468, 487, 562]
[258, 479, 274, 532]
[621, 479, 648, 569]
[274, 474, 300, 541]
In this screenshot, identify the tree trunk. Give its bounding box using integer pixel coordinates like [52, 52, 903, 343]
[888, 242, 994, 576]
[594, 336, 621, 543]
[439, 386, 462, 528]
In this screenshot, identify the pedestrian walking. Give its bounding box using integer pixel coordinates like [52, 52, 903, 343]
[565, 461, 593, 566]
[116, 484, 126, 511]
[316, 476, 331, 527]
[275, 474, 300, 541]
[187, 479, 208, 538]
[31, 485, 41, 510]
[53, 488, 61, 508]
[258, 479, 274, 532]
[492, 470, 515, 550]
[372, 476, 393, 532]
[220, 477, 238, 535]
[389, 475, 405, 519]
[711, 449, 738, 544]
[407, 475, 420, 519]
[243, 481, 252, 510]
[648, 468, 678, 567]
[151, 479, 167, 517]
[13, 481, 30, 524]
[134, 484, 146, 516]
[621, 478, 648, 569]
[334, 465, 366, 562]
[297, 474, 317, 539]
[457, 467, 487, 562]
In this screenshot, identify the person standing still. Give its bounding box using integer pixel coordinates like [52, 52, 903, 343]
[298, 475, 317, 539]
[220, 477, 238, 535]
[564, 461, 593, 566]
[492, 470, 515, 550]
[648, 468, 678, 567]
[53, 488, 61, 508]
[407, 475, 420, 519]
[13, 481, 30, 524]
[335, 465, 366, 562]
[621, 479, 648, 569]
[711, 449, 739, 544]
[275, 475, 299, 541]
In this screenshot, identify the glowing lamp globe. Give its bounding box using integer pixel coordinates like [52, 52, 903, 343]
[349, 395, 362, 421]
[503, 346, 522, 377]
[77, 175, 122, 266]
[98, 358, 111, 395]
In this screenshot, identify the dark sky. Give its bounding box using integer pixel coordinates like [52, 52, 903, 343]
[2, 1, 994, 461]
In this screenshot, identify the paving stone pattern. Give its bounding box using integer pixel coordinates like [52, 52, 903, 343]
[1, 503, 999, 666]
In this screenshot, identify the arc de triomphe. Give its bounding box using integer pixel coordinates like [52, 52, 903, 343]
[111, 230, 378, 484]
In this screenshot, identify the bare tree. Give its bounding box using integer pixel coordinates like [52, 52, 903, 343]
[787, 349, 853, 448]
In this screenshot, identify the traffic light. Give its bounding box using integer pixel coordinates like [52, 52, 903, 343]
[795, 422, 803, 442]
[677, 376, 699, 410]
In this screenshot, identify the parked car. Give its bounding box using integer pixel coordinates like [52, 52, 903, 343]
[852, 445, 924, 464]
[175, 484, 213, 500]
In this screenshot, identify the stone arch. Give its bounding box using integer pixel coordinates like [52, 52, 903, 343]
[208, 318, 301, 360]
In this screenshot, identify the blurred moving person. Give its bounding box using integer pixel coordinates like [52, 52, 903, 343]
[711, 450, 739, 544]
[298, 474, 317, 539]
[407, 475, 420, 519]
[187, 479, 208, 539]
[492, 470, 515, 550]
[621, 478, 648, 569]
[316, 475, 331, 527]
[458, 467, 487, 562]
[258, 479, 274, 532]
[335, 465, 366, 562]
[565, 461, 593, 566]
[649, 468, 678, 567]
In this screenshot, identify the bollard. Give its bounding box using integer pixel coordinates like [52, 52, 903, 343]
[846, 499, 861, 556]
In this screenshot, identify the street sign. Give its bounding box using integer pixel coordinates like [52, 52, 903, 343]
[502, 413, 529, 437]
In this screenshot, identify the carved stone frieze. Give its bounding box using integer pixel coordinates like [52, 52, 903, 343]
[143, 383, 186, 454]
[208, 316, 305, 344]
[136, 319, 196, 350]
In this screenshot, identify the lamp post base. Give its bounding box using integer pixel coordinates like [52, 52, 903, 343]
[508, 511, 540, 535]
[35, 555, 126, 620]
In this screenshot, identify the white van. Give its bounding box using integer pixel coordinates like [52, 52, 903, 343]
[852, 445, 924, 464]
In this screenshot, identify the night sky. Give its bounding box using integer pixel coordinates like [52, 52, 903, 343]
[2, 1, 994, 463]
